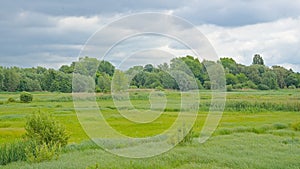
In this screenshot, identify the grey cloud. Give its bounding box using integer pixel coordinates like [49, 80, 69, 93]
[1, 1, 300, 70]
[174, 0, 300, 26]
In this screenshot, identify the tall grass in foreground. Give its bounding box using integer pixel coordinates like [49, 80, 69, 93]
[0, 140, 28, 165]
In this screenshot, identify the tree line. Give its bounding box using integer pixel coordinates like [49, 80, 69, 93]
[0, 54, 299, 93]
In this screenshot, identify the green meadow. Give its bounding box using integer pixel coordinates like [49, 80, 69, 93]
[0, 89, 300, 168]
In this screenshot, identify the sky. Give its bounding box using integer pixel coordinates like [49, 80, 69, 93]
[1, 0, 300, 72]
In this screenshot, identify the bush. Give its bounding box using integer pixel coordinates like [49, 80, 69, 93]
[226, 85, 233, 92]
[203, 81, 211, 90]
[233, 83, 243, 89]
[20, 92, 33, 103]
[292, 122, 300, 131]
[245, 81, 257, 89]
[258, 84, 270, 90]
[288, 85, 296, 89]
[25, 141, 61, 163]
[25, 113, 69, 147]
[24, 113, 69, 163]
[155, 86, 164, 91]
[7, 97, 16, 103]
[273, 123, 288, 130]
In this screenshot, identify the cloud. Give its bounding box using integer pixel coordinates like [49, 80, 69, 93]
[199, 17, 300, 71]
[0, 1, 300, 72]
[174, 0, 300, 26]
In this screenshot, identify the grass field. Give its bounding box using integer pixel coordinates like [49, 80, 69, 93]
[0, 89, 300, 168]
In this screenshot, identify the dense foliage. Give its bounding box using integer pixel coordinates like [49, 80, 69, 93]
[20, 92, 33, 103]
[0, 54, 299, 92]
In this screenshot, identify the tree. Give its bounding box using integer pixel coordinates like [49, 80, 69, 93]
[226, 73, 238, 85]
[261, 71, 278, 89]
[158, 71, 176, 89]
[72, 74, 95, 93]
[112, 70, 128, 92]
[272, 66, 289, 88]
[252, 54, 264, 65]
[144, 72, 161, 88]
[3, 68, 20, 92]
[74, 57, 99, 77]
[98, 60, 115, 76]
[286, 74, 299, 87]
[59, 65, 73, 74]
[220, 57, 238, 74]
[0, 67, 4, 91]
[96, 73, 111, 92]
[236, 73, 248, 84]
[144, 64, 154, 72]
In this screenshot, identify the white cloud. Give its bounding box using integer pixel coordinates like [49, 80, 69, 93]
[199, 17, 300, 72]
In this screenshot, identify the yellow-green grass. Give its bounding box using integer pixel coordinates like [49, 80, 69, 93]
[0, 90, 300, 168]
[1, 90, 300, 144]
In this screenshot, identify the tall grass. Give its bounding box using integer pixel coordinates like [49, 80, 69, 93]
[0, 140, 29, 165]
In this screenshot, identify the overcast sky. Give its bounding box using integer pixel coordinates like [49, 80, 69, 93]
[1, 0, 300, 72]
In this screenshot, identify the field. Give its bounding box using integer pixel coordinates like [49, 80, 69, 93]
[0, 89, 300, 168]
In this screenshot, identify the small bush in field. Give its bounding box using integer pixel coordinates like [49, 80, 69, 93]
[25, 113, 69, 147]
[258, 84, 270, 90]
[7, 97, 16, 103]
[20, 92, 33, 103]
[226, 85, 233, 92]
[292, 122, 300, 131]
[25, 141, 61, 163]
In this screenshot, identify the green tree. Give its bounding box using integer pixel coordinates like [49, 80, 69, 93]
[3, 68, 20, 92]
[252, 54, 264, 65]
[144, 72, 161, 88]
[74, 57, 99, 77]
[0, 67, 4, 91]
[272, 66, 289, 88]
[226, 73, 238, 85]
[286, 73, 299, 87]
[144, 64, 154, 72]
[112, 70, 128, 92]
[261, 71, 278, 89]
[59, 65, 74, 74]
[158, 71, 176, 89]
[72, 74, 95, 93]
[98, 60, 115, 76]
[236, 73, 248, 84]
[220, 57, 238, 74]
[96, 73, 111, 92]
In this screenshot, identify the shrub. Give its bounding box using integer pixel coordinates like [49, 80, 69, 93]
[258, 84, 270, 90]
[203, 81, 211, 90]
[25, 113, 69, 147]
[273, 123, 288, 130]
[129, 85, 138, 89]
[288, 85, 296, 89]
[20, 92, 33, 103]
[245, 81, 257, 89]
[7, 97, 16, 103]
[233, 83, 243, 89]
[292, 122, 300, 131]
[25, 141, 61, 163]
[155, 86, 164, 91]
[226, 85, 233, 92]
